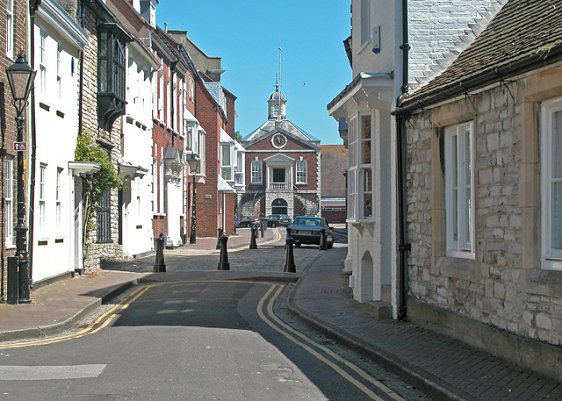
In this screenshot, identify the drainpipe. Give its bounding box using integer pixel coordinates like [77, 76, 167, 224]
[396, 0, 411, 320]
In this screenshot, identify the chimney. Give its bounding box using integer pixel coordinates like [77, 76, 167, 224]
[140, 0, 158, 28]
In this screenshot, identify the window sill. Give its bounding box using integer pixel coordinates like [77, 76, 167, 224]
[6, 244, 15, 250]
[347, 218, 376, 225]
[153, 213, 167, 217]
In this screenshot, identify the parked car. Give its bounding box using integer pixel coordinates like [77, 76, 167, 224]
[287, 216, 334, 248]
[236, 215, 258, 228]
[267, 214, 291, 227]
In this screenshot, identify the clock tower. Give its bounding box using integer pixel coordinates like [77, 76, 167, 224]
[268, 85, 287, 121]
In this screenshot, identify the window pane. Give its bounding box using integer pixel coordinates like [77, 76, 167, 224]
[361, 115, 371, 164]
[553, 111, 562, 178]
[221, 145, 231, 166]
[551, 182, 562, 249]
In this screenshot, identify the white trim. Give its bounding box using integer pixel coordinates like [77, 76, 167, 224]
[444, 121, 475, 259]
[541, 96, 562, 270]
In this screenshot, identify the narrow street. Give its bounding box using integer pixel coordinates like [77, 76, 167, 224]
[0, 232, 432, 401]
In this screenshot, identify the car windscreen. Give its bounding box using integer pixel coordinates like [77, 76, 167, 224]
[293, 218, 321, 226]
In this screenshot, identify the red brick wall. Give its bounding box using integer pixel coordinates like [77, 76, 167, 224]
[195, 82, 222, 238]
[225, 92, 236, 137]
[224, 192, 236, 235]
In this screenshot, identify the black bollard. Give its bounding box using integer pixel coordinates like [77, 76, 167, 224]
[284, 237, 296, 273]
[319, 228, 327, 250]
[249, 224, 258, 249]
[216, 228, 223, 250]
[260, 219, 265, 238]
[153, 233, 166, 272]
[217, 234, 230, 270]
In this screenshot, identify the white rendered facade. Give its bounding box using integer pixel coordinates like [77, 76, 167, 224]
[31, 0, 88, 282]
[120, 42, 158, 257]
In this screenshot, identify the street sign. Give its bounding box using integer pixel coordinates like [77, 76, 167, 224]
[13, 142, 26, 151]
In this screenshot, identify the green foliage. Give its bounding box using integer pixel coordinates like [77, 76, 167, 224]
[74, 132, 122, 238]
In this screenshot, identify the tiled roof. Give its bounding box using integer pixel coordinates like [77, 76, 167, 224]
[404, 0, 562, 107]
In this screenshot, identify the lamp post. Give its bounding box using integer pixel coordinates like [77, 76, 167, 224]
[6, 51, 36, 303]
[187, 153, 200, 244]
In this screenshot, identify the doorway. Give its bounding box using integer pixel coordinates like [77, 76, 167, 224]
[271, 198, 288, 215]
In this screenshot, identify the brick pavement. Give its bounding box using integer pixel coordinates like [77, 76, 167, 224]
[288, 246, 562, 401]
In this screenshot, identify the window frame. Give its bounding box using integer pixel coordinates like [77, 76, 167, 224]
[6, 0, 13, 58]
[347, 116, 358, 220]
[444, 121, 475, 259]
[251, 160, 262, 184]
[39, 163, 47, 235]
[541, 96, 562, 270]
[221, 143, 234, 181]
[296, 159, 307, 184]
[359, 114, 374, 220]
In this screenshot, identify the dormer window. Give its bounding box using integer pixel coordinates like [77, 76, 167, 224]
[97, 23, 129, 131]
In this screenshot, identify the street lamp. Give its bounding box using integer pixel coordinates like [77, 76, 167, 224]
[187, 152, 200, 244]
[6, 51, 36, 303]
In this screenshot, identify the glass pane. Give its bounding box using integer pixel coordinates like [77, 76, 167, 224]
[364, 168, 372, 191]
[364, 193, 372, 218]
[552, 111, 562, 178]
[221, 167, 231, 181]
[452, 135, 458, 187]
[452, 188, 458, 242]
[465, 131, 472, 184]
[464, 186, 471, 245]
[221, 145, 230, 165]
[551, 182, 562, 249]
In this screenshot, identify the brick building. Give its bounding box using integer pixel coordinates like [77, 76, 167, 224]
[240, 88, 321, 219]
[320, 145, 347, 223]
[0, 0, 33, 300]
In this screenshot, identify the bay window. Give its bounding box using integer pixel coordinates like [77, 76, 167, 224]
[221, 143, 233, 181]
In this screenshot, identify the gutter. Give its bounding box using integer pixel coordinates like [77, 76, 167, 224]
[400, 45, 562, 114]
[396, 0, 411, 321]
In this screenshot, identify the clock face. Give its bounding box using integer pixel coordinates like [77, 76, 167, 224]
[272, 134, 287, 148]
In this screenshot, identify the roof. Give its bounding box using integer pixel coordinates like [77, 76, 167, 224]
[243, 119, 319, 144]
[404, 0, 562, 108]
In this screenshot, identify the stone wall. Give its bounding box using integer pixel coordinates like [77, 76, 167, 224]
[80, 5, 124, 270]
[405, 77, 562, 351]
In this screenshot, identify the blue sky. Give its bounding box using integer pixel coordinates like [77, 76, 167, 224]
[156, 1, 351, 145]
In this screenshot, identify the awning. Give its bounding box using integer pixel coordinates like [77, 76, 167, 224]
[218, 176, 236, 193]
[68, 161, 100, 177]
[117, 159, 148, 179]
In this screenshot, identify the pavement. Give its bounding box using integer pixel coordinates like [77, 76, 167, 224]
[1, 227, 561, 401]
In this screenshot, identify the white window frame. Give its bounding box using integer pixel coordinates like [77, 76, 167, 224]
[5, 158, 14, 247]
[56, 44, 62, 101]
[39, 164, 47, 234]
[56, 167, 62, 232]
[251, 160, 262, 184]
[541, 96, 562, 270]
[6, 0, 13, 58]
[444, 121, 475, 259]
[221, 143, 233, 181]
[359, 114, 374, 220]
[296, 159, 307, 184]
[347, 116, 358, 220]
[39, 30, 47, 97]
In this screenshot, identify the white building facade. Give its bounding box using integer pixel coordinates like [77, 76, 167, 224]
[119, 34, 159, 258]
[31, 0, 88, 282]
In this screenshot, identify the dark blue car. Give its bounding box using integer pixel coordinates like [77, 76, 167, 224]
[287, 216, 334, 248]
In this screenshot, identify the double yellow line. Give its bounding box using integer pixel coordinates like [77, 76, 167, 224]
[2, 279, 408, 401]
[0, 285, 150, 349]
[257, 284, 407, 401]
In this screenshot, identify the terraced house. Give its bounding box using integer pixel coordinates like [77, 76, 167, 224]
[0, 0, 240, 299]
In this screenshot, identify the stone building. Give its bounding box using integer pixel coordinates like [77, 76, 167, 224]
[76, 0, 131, 270]
[240, 88, 321, 219]
[328, 0, 506, 316]
[400, 0, 562, 382]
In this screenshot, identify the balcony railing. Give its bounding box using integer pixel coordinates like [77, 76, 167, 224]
[269, 182, 291, 190]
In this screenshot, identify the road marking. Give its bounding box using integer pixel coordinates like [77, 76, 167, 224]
[0, 364, 106, 380]
[0, 285, 150, 349]
[257, 284, 407, 401]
